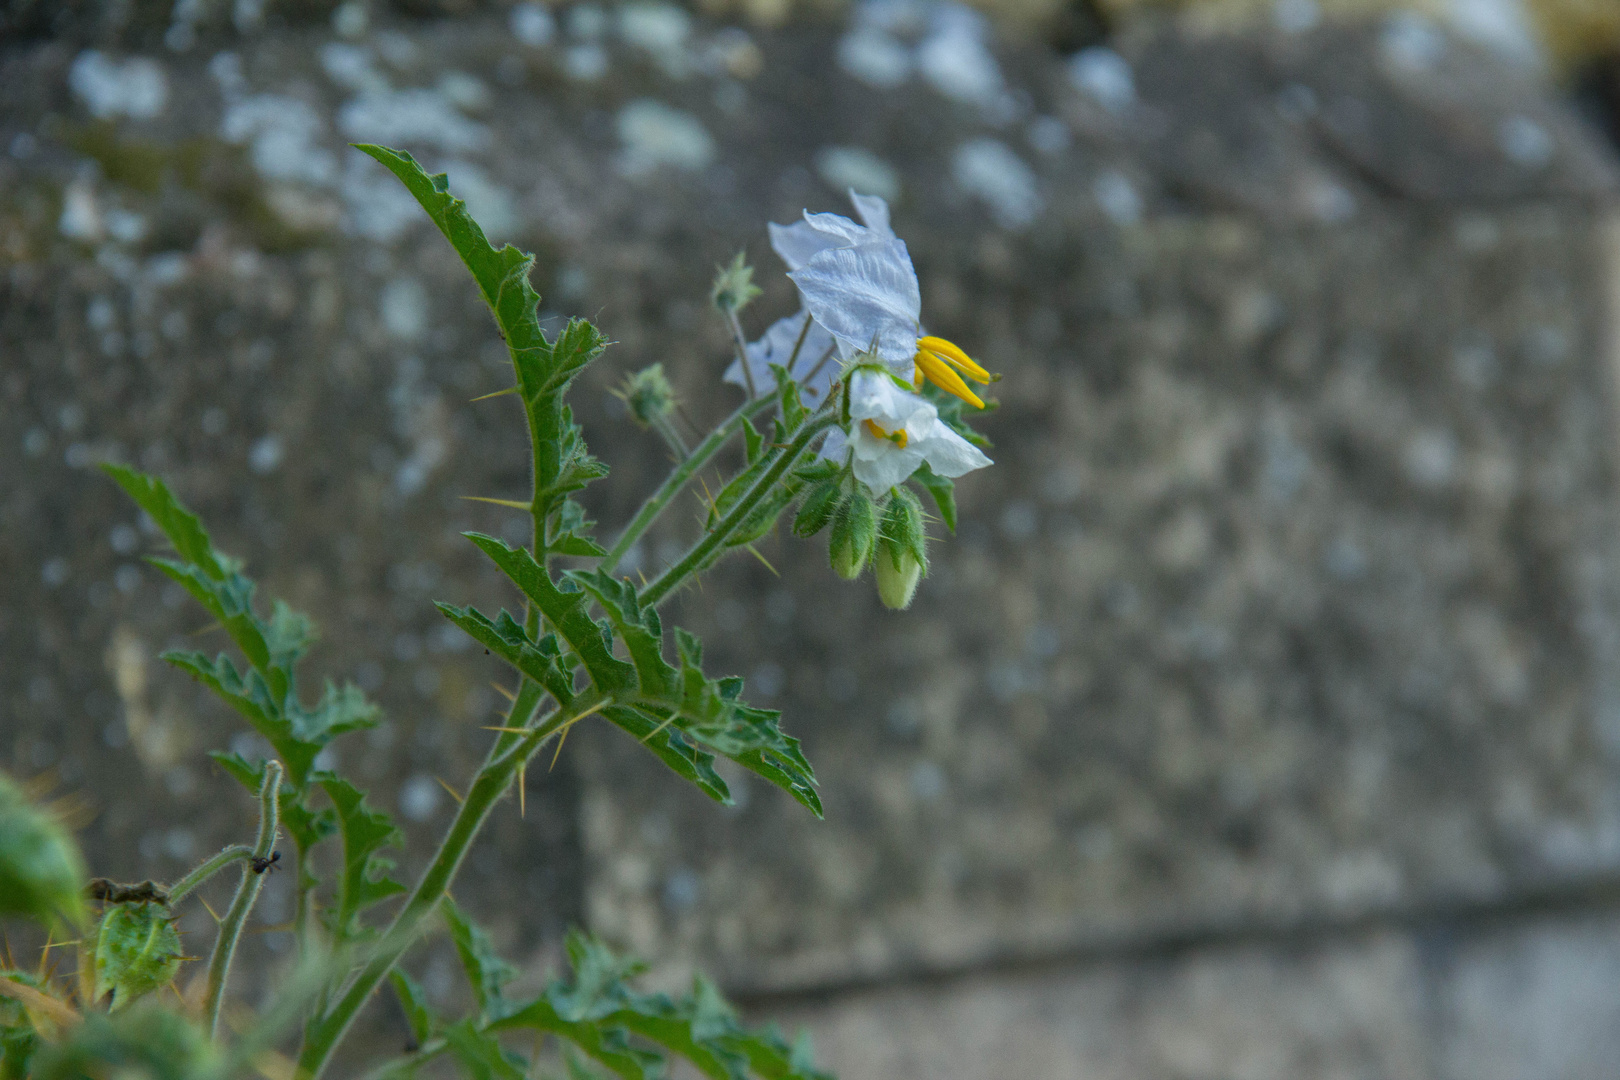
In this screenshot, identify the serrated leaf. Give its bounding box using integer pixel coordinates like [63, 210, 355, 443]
[389, 971, 438, 1047]
[435, 603, 576, 707]
[599, 706, 731, 805]
[92, 903, 182, 1009]
[165, 652, 321, 785]
[910, 462, 957, 534]
[461, 534, 635, 698]
[442, 898, 517, 1020]
[444, 1020, 527, 1080]
[490, 1000, 659, 1080]
[317, 775, 404, 942]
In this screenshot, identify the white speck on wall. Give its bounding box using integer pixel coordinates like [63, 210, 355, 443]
[59, 178, 103, 242]
[1272, 0, 1320, 34]
[1498, 115, 1554, 168]
[248, 434, 285, 475]
[815, 146, 901, 203]
[616, 100, 714, 178]
[221, 95, 338, 186]
[568, 3, 610, 40]
[1026, 115, 1071, 156]
[564, 44, 609, 81]
[332, 0, 368, 38]
[400, 774, 442, 822]
[1446, 0, 1545, 69]
[319, 42, 390, 94]
[953, 138, 1042, 229]
[1380, 11, 1445, 72]
[1403, 429, 1458, 489]
[916, 2, 1002, 108]
[69, 51, 169, 121]
[1305, 177, 1357, 223]
[511, 2, 555, 46]
[618, 2, 692, 75]
[338, 89, 492, 154]
[438, 71, 491, 113]
[381, 277, 429, 341]
[836, 26, 912, 89]
[342, 150, 426, 242]
[1068, 47, 1134, 113]
[1092, 169, 1141, 225]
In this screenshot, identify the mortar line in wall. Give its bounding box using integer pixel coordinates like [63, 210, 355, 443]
[727, 875, 1620, 1010]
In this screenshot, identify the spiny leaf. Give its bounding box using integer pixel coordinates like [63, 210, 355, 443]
[316, 775, 405, 942]
[599, 706, 731, 805]
[442, 898, 517, 1020]
[165, 652, 320, 785]
[435, 603, 577, 708]
[461, 534, 635, 698]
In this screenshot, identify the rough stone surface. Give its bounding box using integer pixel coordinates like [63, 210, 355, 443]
[4, 5, 1620, 1073]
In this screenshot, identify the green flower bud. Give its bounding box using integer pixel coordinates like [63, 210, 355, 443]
[828, 489, 876, 580]
[792, 478, 842, 539]
[614, 364, 678, 429]
[0, 771, 87, 930]
[710, 251, 762, 314]
[876, 488, 928, 610]
[93, 902, 183, 1009]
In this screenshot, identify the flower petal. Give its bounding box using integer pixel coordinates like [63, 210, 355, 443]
[850, 424, 926, 491]
[789, 239, 922, 365]
[726, 310, 840, 405]
[917, 419, 992, 478]
[849, 190, 893, 237]
[769, 220, 839, 271]
[847, 368, 935, 428]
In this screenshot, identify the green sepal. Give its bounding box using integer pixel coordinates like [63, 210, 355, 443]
[791, 479, 842, 539]
[92, 903, 182, 1009]
[315, 775, 405, 943]
[910, 461, 957, 533]
[740, 417, 763, 466]
[828, 489, 876, 579]
[879, 487, 928, 571]
[442, 897, 517, 1021]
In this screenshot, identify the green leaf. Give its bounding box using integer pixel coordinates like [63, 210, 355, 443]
[316, 775, 405, 942]
[444, 1020, 527, 1080]
[389, 971, 438, 1047]
[771, 366, 808, 436]
[740, 417, 763, 466]
[491, 999, 658, 1080]
[461, 534, 635, 698]
[435, 603, 576, 707]
[92, 903, 182, 1009]
[910, 462, 957, 534]
[442, 898, 517, 1020]
[599, 705, 731, 805]
[165, 652, 320, 786]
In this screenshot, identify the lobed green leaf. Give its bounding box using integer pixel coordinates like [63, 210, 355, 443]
[316, 775, 405, 942]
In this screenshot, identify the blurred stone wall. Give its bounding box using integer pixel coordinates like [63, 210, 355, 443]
[5, 3, 1620, 1077]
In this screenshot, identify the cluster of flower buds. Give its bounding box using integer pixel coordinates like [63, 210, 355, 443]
[730, 191, 997, 608]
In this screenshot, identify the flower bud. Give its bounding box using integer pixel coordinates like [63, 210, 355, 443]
[875, 488, 928, 610]
[614, 364, 677, 429]
[828, 489, 876, 580]
[793, 478, 842, 539]
[93, 901, 183, 1009]
[0, 770, 87, 930]
[711, 251, 762, 314]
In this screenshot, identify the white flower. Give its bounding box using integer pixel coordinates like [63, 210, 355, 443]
[782, 194, 996, 409]
[820, 368, 991, 493]
[724, 310, 840, 407]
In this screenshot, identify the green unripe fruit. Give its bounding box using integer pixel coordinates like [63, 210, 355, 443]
[828, 489, 877, 580]
[94, 902, 183, 1009]
[0, 771, 86, 930]
[875, 488, 928, 609]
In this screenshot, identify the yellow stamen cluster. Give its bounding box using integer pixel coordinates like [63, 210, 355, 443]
[913, 336, 995, 409]
[864, 419, 908, 448]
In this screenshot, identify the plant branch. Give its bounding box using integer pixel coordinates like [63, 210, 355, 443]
[640, 409, 838, 607]
[725, 308, 758, 399]
[167, 845, 255, 905]
[601, 395, 774, 575]
[204, 759, 282, 1039]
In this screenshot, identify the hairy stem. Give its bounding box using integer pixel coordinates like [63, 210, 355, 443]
[601, 395, 774, 575]
[640, 410, 837, 607]
[167, 845, 254, 905]
[293, 691, 596, 1080]
[725, 308, 758, 399]
[204, 760, 281, 1038]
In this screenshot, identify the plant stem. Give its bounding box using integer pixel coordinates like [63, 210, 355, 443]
[204, 759, 281, 1039]
[725, 308, 757, 399]
[167, 845, 254, 905]
[640, 410, 837, 607]
[601, 395, 774, 575]
[293, 692, 596, 1080]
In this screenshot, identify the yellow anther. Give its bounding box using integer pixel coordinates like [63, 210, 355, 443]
[917, 336, 994, 383]
[863, 419, 908, 448]
[914, 349, 986, 409]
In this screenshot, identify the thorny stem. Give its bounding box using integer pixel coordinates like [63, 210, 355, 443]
[167, 845, 254, 905]
[651, 414, 691, 460]
[204, 760, 281, 1039]
[294, 691, 594, 1080]
[640, 409, 838, 607]
[601, 395, 774, 575]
